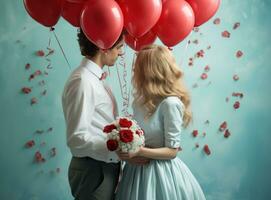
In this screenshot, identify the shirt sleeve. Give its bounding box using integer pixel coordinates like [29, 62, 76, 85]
[162, 98, 184, 148]
[62, 76, 99, 154]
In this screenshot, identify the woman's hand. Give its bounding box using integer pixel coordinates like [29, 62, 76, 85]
[116, 147, 142, 160]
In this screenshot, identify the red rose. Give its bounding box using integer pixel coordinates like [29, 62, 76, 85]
[136, 130, 140, 135]
[119, 129, 133, 143]
[106, 139, 119, 151]
[119, 118, 132, 128]
[103, 124, 117, 133]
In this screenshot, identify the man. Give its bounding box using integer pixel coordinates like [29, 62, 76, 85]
[62, 29, 124, 200]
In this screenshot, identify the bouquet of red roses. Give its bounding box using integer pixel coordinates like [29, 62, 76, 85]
[103, 117, 145, 153]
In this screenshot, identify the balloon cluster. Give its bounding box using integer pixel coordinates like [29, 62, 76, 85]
[23, 0, 220, 50]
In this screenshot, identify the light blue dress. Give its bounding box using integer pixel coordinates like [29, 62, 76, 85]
[115, 97, 206, 200]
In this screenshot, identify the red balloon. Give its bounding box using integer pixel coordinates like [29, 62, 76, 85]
[155, 0, 194, 47]
[125, 31, 157, 51]
[65, 0, 87, 2]
[23, 0, 62, 27]
[186, 0, 220, 26]
[117, 0, 162, 38]
[62, 0, 85, 27]
[80, 0, 124, 49]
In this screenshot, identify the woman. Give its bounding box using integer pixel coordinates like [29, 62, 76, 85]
[115, 44, 206, 200]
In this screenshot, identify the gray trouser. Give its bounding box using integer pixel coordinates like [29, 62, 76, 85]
[68, 157, 120, 200]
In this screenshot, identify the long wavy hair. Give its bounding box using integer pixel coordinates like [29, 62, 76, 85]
[132, 44, 192, 127]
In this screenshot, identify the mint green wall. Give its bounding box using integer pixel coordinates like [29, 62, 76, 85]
[0, 0, 271, 199]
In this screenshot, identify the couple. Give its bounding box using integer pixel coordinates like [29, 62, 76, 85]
[62, 29, 206, 200]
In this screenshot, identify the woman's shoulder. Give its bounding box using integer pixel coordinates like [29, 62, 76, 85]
[160, 96, 184, 108]
[159, 96, 185, 117]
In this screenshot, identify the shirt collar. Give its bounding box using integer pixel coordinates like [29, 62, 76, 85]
[81, 57, 103, 79]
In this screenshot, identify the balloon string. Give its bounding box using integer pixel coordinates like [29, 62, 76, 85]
[179, 31, 193, 66]
[116, 63, 124, 99]
[127, 52, 137, 110]
[119, 45, 131, 116]
[48, 29, 52, 48]
[52, 28, 71, 70]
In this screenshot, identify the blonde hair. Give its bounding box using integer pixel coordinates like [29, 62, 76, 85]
[132, 44, 192, 127]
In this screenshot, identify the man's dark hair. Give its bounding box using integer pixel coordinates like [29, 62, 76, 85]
[77, 28, 125, 57]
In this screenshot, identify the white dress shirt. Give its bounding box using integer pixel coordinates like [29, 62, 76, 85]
[62, 57, 119, 163]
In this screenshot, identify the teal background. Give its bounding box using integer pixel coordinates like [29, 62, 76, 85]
[0, 0, 271, 199]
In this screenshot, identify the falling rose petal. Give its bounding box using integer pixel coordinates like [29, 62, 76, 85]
[207, 45, 211, 50]
[46, 64, 53, 69]
[41, 90, 47, 96]
[47, 127, 53, 132]
[219, 121, 227, 132]
[192, 83, 198, 88]
[204, 65, 210, 72]
[36, 50, 45, 57]
[205, 120, 210, 125]
[56, 168, 61, 173]
[236, 50, 243, 58]
[195, 143, 199, 148]
[44, 71, 49, 76]
[40, 141, 46, 146]
[34, 70, 42, 76]
[25, 63, 31, 70]
[233, 74, 239, 81]
[192, 130, 198, 137]
[222, 30, 231, 38]
[192, 39, 199, 44]
[201, 73, 208, 80]
[233, 101, 240, 109]
[31, 97, 38, 105]
[203, 145, 211, 155]
[193, 27, 199, 32]
[232, 92, 244, 98]
[233, 22, 240, 30]
[196, 50, 205, 58]
[213, 18, 221, 25]
[226, 97, 229, 102]
[224, 129, 231, 138]
[39, 80, 46, 86]
[22, 87, 32, 94]
[35, 129, 44, 134]
[50, 147, 56, 157]
[202, 132, 206, 137]
[29, 74, 35, 81]
[188, 57, 194, 66]
[25, 140, 35, 148]
[35, 151, 46, 163]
